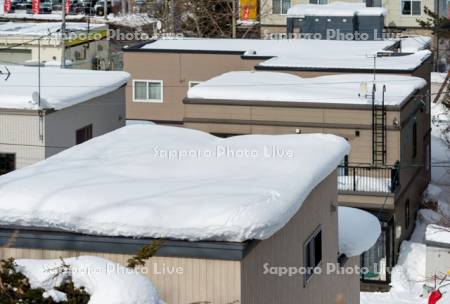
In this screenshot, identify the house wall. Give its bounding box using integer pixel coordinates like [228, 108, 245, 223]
[44, 87, 126, 158]
[241, 171, 361, 304]
[259, 0, 436, 33]
[0, 37, 109, 70]
[183, 103, 401, 166]
[0, 248, 241, 304]
[124, 51, 263, 123]
[425, 244, 450, 279]
[0, 110, 45, 169]
[393, 85, 431, 253]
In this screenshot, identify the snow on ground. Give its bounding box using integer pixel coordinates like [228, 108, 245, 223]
[431, 72, 448, 85]
[0, 65, 130, 110]
[15, 256, 164, 304]
[0, 125, 349, 242]
[361, 85, 450, 304]
[92, 13, 157, 27]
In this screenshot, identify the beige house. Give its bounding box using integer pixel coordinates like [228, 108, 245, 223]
[183, 71, 431, 289]
[0, 124, 381, 304]
[0, 22, 110, 70]
[260, 0, 445, 35]
[0, 65, 129, 174]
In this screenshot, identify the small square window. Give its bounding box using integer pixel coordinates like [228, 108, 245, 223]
[402, 0, 421, 15]
[133, 80, 163, 103]
[272, 0, 291, 14]
[76, 125, 93, 145]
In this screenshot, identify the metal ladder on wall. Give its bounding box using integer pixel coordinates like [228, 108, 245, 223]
[372, 84, 387, 165]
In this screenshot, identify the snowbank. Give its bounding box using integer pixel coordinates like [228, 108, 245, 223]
[425, 224, 450, 245]
[431, 72, 448, 84]
[0, 65, 130, 110]
[287, 2, 386, 17]
[0, 125, 349, 242]
[187, 71, 427, 106]
[338, 207, 381, 257]
[16, 256, 163, 304]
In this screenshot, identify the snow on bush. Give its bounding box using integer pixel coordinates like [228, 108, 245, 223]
[15, 256, 164, 304]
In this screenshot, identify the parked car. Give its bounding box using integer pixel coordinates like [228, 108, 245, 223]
[12, 0, 27, 10]
[94, 0, 111, 16]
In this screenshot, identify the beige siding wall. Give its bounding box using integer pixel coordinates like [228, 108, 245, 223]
[384, 0, 435, 28]
[184, 104, 401, 166]
[0, 248, 241, 304]
[124, 52, 263, 123]
[242, 172, 360, 304]
[0, 111, 45, 169]
[44, 87, 126, 157]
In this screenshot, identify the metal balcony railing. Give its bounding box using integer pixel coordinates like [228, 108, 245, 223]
[338, 164, 399, 194]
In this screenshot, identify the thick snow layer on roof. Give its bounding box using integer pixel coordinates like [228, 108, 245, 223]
[287, 2, 386, 16]
[139, 38, 396, 58]
[0, 125, 349, 242]
[15, 256, 163, 304]
[187, 71, 426, 106]
[259, 50, 432, 71]
[400, 36, 432, 53]
[425, 224, 450, 245]
[0, 65, 130, 110]
[0, 21, 105, 37]
[338, 207, 381, 257]
[0, 13, 84, 21]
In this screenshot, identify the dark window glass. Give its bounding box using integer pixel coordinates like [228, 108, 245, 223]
[76, 124, 93, 145]
[412, 121, 417, 158]
[402, 1, 411, 14]
[304, 227, 322, 285]
[0, 153, 15, 175]
[405, 199, 410, 229]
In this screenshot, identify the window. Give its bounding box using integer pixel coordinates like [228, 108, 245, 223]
[0, 153, 15, 175]
[188, 81, 202, 88]
[412, 120, 417, 158]
[76, 124, 93, 145]
[304, 227, 322, 285]
[133, 80, 163, 103]
[401, 0, 421, 15]
[405, 199, 410, 229]
[365, 0, 382, 7]
[310, 0, 328, 4]
[272, 0, 291, 14]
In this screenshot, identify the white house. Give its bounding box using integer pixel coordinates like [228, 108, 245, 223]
[0, 22, 110, 70]
[0, 64, 129, 174]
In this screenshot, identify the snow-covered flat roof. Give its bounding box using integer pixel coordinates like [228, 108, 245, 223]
[187, 71, 427, 106]
[287, 2, 387, 17]
[400, 36, 432, 53]
[138, 38, 396, 57]
[0, 65, 130, 110]
[258, 50, 432, 71]
[0, 125, 349, 242]
[425, 224, 450, 246]
[0, 22, 106, 37]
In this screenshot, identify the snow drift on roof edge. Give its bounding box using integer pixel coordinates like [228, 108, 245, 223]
[0, 125, 350, 242]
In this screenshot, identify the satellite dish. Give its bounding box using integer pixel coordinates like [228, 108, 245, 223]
[359, 82, 368, 97]
[31, 91, 40, 104]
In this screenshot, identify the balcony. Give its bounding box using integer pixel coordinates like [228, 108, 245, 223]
[338, 164, 399, 194]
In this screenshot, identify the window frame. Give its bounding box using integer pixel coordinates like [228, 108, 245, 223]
[309, 0, 328, 4]
[405, 199, 410, 230]
[272, 0, 291, 15]
[303, 226, 323, 286]
[132, 79, 164, 103]
[412, 119, 418, 159]
[401, 0, 421, 16]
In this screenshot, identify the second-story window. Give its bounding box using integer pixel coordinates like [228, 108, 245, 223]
[272, 0, 291, 14]
[310, 0, 328, 4]
[133, 80, 163, 103]
[401, 0, 421, 15]
[304, 227, 322, 285]
[412, 120, 417, 158]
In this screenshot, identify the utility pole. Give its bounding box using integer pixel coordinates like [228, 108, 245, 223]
[61, 0, 67, 68]
[104, 0, 108, 19]
[232, 0, 237, 38]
